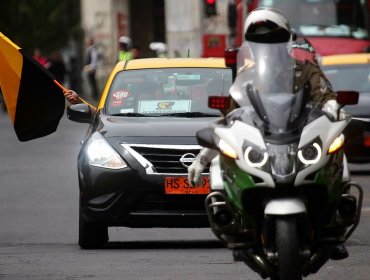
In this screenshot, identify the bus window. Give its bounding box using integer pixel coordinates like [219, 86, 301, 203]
[250, 0, 370, 55]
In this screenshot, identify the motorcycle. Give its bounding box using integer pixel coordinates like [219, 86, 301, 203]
[196, 41, 363, 279]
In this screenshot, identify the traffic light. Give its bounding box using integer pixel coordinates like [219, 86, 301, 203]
[204, 0, 217, 17]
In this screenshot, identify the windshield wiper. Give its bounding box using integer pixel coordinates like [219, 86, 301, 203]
[159, 112, 220, 117]
[110, 113, 148, 117]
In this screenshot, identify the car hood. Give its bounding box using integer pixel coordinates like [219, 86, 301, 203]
[97, 115, 216, 140]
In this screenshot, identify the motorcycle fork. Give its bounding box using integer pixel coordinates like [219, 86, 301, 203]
[262, 213, 312, 262]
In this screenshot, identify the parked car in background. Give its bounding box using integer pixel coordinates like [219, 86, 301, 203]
[321, 53, 370, 163]
[67, 58, 232, 248]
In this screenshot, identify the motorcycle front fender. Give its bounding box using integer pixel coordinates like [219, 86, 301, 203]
[264, 198, 306, 215]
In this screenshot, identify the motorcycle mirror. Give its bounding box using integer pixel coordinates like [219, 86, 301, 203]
[208, 96, 231, 110]
[196, 127, 218, 150]
[67, 104, 95, 123]
[224, 48, 238, 81]
[291, 30, 297, 40]
[336, 90, 359, 105]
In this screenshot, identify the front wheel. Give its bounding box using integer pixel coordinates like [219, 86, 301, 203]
[275, 216, 302, 280]
[79, 200, 108, 249]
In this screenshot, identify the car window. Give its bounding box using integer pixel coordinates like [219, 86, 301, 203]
[323, 64, 370, 93]
[105, 68, 232, 116]
[343, 92, 370, 116]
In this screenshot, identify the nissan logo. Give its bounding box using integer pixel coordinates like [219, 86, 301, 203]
[179, 153, 196, 168]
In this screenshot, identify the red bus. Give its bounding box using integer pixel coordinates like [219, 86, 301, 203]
[241, 0, 370, 55]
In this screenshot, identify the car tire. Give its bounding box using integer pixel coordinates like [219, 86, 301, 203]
[79, 200, 109, 249]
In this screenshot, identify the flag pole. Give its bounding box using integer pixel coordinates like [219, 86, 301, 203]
[53, 79, 96, 109]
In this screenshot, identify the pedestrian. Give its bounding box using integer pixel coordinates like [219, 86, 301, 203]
[131, 45, 142, 59]
[118, 36, 133, 61]
[33, 48, 47, 66]
[45, 51, 66, 84]
[68, 56, 81, 94]
[84, 37, 99, 100]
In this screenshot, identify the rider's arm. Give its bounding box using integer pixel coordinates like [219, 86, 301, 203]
[304, 62, 336, 105]
[299, 62, 345, 120]
[188, 147, 218, 186]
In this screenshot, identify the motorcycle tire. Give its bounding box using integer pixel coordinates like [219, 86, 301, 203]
[275, 216, 302, 280]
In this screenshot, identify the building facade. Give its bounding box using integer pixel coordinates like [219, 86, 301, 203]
[80, 0, 236, 70]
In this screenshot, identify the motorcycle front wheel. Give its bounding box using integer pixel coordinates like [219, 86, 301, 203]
[275, 216, 302, 280]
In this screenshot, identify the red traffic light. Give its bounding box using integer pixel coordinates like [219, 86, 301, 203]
[204, 0, 217, 17]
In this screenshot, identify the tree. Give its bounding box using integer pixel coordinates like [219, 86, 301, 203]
[0, 0, 81, 55]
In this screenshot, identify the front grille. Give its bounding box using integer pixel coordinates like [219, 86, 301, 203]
[128, 145, 207, 174]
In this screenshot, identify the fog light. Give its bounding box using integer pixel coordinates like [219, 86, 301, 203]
[214, 209, 233, 226]
[364, 133, 370, 147]
[338, 195, 357, 221]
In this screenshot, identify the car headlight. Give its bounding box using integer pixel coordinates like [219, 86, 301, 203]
[297, 142, 321, 165]
[328, 134, 344, 154]
[219, 139, 238, 159]
[86, 133, 128, 169]
[244, 146, 268, 168]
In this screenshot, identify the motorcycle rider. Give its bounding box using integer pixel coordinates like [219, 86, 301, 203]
[188, 7, 348, 259]
[189, 7, 339, 185]
[118, 36, 133, 61]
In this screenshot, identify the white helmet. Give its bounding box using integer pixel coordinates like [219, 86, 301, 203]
[244, 7, 292, 43]
[119, 36, 131, 45]
[149, 42, 167, 52]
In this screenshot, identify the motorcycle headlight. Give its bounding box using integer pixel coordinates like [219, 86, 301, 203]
[244, 146, 268, 168]
[297, 142, 321, 165]
[328, 134, 344, 154]
[86, 133, 128, 169]
[219, 139, 238, 159]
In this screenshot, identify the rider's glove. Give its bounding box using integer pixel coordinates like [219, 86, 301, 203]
[188, 148, 218, 186]
[322, 100, 347, 120]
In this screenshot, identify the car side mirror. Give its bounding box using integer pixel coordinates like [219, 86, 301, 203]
[336, 90, 359, 106]
[224, 48, 238, 82]
[67, 104, 95, 123]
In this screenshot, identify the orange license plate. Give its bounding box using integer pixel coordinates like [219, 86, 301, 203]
[165, 176, 210, 195]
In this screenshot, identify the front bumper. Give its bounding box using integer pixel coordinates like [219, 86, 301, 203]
[344, 119, 370, 163]
[78, 149, 209, 227]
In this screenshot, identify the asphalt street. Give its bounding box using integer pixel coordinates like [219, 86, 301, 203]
[0, 110, 369, 280]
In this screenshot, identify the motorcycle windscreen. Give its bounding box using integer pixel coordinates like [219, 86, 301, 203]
[230, 41, 311, 134]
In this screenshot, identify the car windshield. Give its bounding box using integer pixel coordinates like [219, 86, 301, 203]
[257, 0, 369, 39]
[105, 68, 232, 116]
[323, 64, 370, 93]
